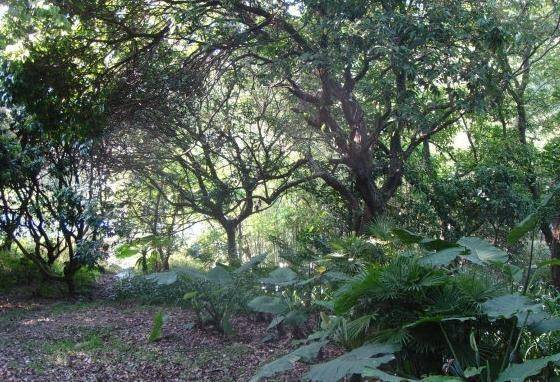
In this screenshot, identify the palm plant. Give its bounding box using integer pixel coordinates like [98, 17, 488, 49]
[252, 232, 560, 381]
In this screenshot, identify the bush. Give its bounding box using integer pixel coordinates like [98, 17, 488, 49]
[0, 249, 101, 296]
[113, 275, 185, 305]
[113, 255, 268, 333]
[0, 250, 41, 291]
[252, 233, 560, 382]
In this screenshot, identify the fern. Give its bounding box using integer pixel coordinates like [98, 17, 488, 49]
[332, 314, 376, 349]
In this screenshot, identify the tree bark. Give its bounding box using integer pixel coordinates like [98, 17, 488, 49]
[64, 260, 80, 296]
[66, 276, 76, 296]
[542, 219, 560, 288]
[162, 251, 170, 271]
[225, 225, 239, 266]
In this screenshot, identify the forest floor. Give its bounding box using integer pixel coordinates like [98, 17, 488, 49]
[0, 275, 319, 382]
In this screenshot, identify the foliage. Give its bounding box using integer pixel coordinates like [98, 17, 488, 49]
[148, 310, 166, 343]
[254, 231, 560, 381]
[247, 237, 367, 338]
[250, 340, 327, 382]
[507, 184, 560, 245]
[0, 249, 101, 296]
[116, 255, 267, 334]
[115, 235, 174, 273]
[306, 342, 399, 382]
[1, 1, 560, 380]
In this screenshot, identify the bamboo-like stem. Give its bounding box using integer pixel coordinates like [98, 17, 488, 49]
[522, 230, 536, 295]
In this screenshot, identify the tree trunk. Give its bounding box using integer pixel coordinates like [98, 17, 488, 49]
[511, 80, 560, 288]
[66, 276, 76, 296]
[162, 251, 170, 271]
[225, 225, 239, 266]
[542, 219, 560, 289]
[319, 172, 363, 234]
[64, 260, 80, 296]
[354, 173, 386, 233]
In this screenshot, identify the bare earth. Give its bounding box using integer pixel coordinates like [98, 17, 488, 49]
[0, 278, 314, 382]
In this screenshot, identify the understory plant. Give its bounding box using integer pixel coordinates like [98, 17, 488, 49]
[247, 235, 378, 338]
[251, 230, 560, 381]
[128, 254, 267, 334]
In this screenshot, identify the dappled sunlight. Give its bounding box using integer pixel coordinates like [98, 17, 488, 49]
[1, 0, 560, 381]
[21, 317, 51, 326]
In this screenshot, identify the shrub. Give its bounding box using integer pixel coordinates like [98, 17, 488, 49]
[252, 233, 560, 381]
[0, 250, 101, 296]
[113, 254, 267, 333]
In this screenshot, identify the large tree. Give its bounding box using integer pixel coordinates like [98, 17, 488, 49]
[0, 109, 108, 293]
[40, 0, 503, 231]
[0, 24, 111, 293]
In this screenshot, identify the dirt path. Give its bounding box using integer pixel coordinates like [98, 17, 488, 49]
[0, 277, 305, 382]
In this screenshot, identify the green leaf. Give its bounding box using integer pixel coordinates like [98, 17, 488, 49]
[481, 294, 537, 319]
[248, 296, 288, 315]
[306, 342, 399, 382]
[363, 367, 415, 381]
[260, 267, 299, 286]
[313, 300, 335, 311]
[530, 317, 560, 334]
[323, 271, 352, 282]
[148, 310, 166, 342]
[267, 315, 285, 330]
[537, 259, 560, 269]
[419, 238, 458, 251]
[507, 212, 540, 245]
[507, 186, 560, 245]
[404, 316, 476, 329]
[145, 271, 178, 285]
[250, 341, 327, 382]
[458, 237, 507, 264]
[505, 264, 523, 283]
[441, 316, 477, 322]
[206, 265, 233, 285]
[492, 262, 524, 283]
[392, 228, 424, 244]
[421, 377, 464, 382]
[464, 366, 485, 378]
[283, 310, 308, 327]
[221, 312, 234, 335]
[234, 253, 267, 274]
[183, 291, 198, 300]
[419, 247, 466, 267]
[115, 243, 139, 259]
[496, 353, 560, 382]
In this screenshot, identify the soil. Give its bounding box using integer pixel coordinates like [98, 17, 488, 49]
[0, 275, 331, 382]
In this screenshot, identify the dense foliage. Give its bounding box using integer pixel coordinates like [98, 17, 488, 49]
[1, 0, 560, 381]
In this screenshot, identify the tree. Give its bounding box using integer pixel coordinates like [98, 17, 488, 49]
[0, 109, 108, 293]
[0, 24, 110, 293]
[109, 66, 311, 264]
[17, 0, 501, 232]
[115, 175, 189, 271]
[489, 0, 560, 287]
